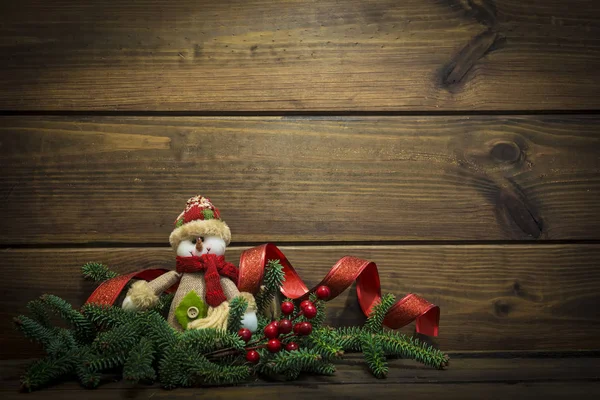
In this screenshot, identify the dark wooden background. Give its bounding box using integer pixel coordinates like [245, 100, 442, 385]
[1, 0, 599, 397]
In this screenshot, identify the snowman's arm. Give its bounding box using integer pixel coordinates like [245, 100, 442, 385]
[123, 271, 181, 311]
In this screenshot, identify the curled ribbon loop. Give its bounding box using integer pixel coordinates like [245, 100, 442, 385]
[238, 243, 439, 336]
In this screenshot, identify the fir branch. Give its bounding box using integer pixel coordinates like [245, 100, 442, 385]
[13, 315, 55, 348]
[81, 262, 118, 283]
[86, 352, 127, 372]
[308, 293, 327, 329]
[26, 300, 51, 328]
[256, 313, 271, 334]
[179, 328, 245, 355]
[361, 334, 388, 378]
[305, 362, 336, 376]
[268, 349, 323, 374]
[378, 332, 449, 370]
[92, 322, 142, 355]
[46, 329, 77, 358]
[74, 347, 101, 388]
[157, 346, 189, 389]
[306, 328, 344, 360]
[123, 337, 156, 383]
[41, 295, 94, 343]
[197, 363, 251, 385]
[256, 349, 301, 381]
[143, 311, 179, 357]
[334, 326, 365, 352]
[151, 293, 175, 316]
[226, 296, 248, 334]
[364, 293, 395, 333]
[255, 259, 285, 313]
[81, 303, 131, 329]
[159, 348, 209, 388]
[161, 347, 250, 387]
[21, 352, 77, 392]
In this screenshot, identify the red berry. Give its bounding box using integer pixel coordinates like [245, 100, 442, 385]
[300, 300, 313, 311]
[316, 285, 331, 300]
[267, 338, 282, 353]
[293, 322, 302, 335]
[303, 304, 317, 319]
[264, 323, 279, 339]
[281, 301, 294, 315]
[297, 321, 313, 336]
[246, 350, 260, 363]
[285, 342, 299, 351]
[238, 328, 252, 343]
[279, 319, 293, 334]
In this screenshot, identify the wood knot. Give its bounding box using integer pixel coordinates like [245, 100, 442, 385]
[490, 142, 521, 163]
[493, 299, 512, 317]
[441, 30, 500, 87]
[498, 187, 543, 238]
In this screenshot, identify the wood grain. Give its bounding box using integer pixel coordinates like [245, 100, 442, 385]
[2, 245, 600, 359]
[2, 357, 600, 392]
[1, 0, 599, 111]
[1, 116, 599, 244]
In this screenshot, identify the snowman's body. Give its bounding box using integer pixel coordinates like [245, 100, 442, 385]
[122, 195, 257, 332]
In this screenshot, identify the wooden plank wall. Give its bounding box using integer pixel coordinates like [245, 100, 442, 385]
[1, 0, 599, 360]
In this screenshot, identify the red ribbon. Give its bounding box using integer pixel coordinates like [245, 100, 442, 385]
[85, 268, 176, 306]
[85, 243, 439, 336]
[238, 243, 439, 336]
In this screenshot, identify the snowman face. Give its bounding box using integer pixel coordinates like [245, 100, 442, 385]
[176, 235, 227, 257]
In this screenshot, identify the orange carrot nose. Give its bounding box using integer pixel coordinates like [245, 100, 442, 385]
[195, 238, 203, 252]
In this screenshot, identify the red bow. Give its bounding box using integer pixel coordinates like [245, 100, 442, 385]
[176, 254, 238, 307]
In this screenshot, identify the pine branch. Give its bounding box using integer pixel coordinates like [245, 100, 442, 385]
[21, 352, 77, 392]
[268, 348, 323, 374]
[123, 337, 156, 383]
[197, 363, 251, 385]
[13, 315, 55, 348]
[46, 329, 77, 358]
[305, 362, 336, 376]
[26, 300, 51, 328]
[159, 347, 208, 388]
[92, 321, 142, 355]
[378, 332, 449, 370]
[81, 303, 131, 329]
[86, 352, 127, 372]
[41, 295, 94, 343]
[226, 296, 248, 334]
[364, 293, 395, 333]
[81, 262, 118, 283]
[74, 347, 101, 388]
[307, 293, 327, 329]
[255, 259, 285, 313]
[179, 328, 245, 355]
[151, 293, 175, 316]
[256, 313, 271, 334]
[334, 326, 365, 352]
[306, 328, 344, 360]
[142, 311, 179, 357]
[361, 334, 388, 378]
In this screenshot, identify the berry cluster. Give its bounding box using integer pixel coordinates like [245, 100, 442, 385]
[238, 285, 331, 363]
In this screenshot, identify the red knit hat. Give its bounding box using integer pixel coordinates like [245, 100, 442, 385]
[169, 195, 231, 250]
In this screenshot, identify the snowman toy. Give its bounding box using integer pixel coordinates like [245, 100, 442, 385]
[122, 195, 258, 332]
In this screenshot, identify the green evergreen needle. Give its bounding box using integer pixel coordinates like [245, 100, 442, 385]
[175, 291, 207, 329]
